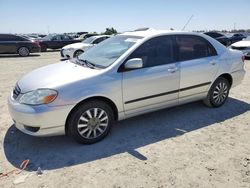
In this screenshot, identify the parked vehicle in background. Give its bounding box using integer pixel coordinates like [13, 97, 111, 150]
[77, 33, 99, 41]
[230, 36, 250, 58]
[229, 33, 247, 44]
[204, 32, 231, 46]
[25, 34, 46, 40]
[61, 35, 110, 59]
[38, 34, 81, 52]
[0, 34, 40, 57]
[8, 29, 245, 144]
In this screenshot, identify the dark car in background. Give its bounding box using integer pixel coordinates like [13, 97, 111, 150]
[204, 32, 231, 46]
[0, 34, 40, 57]
[229, 33, 247, 44]
[38, 34, 81, 52]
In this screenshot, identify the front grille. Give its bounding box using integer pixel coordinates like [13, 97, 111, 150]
[13, 84, 21, 100]
[231, 46, 248, 50]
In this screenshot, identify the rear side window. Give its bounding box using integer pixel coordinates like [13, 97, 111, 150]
[0, 34, 24, 41]
[205, 32, 223, 38]
[128, 36, 175, 68]
[176, 35, 217, 61]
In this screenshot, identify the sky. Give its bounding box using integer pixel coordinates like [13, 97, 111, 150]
[0, 0, 249, 34]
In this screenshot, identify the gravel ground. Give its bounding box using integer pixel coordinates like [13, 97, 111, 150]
[0, 52, 249, 188]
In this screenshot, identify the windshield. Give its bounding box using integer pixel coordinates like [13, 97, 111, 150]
[82, 36, 96, 44]
[78, 35, 143, 68]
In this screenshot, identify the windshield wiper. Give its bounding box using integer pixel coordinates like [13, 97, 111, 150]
[77, 58, 105, 69]
[76, 58, 96, 69]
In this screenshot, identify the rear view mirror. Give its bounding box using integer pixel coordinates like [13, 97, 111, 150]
[124, 58, 143, 70]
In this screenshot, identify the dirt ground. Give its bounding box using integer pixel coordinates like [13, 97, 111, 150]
[0, 52, 249, 188]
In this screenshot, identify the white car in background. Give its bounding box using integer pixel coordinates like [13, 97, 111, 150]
[230, 36, 250, 58]
[61, 35, 110, 59]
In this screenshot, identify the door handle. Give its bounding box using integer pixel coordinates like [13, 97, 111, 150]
[210, 61, 216, 65]
[167, 67, 178, 73]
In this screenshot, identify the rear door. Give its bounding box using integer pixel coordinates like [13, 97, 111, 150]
[176, 35, 219, 99]
[122, 35, 180, 115]
[0, 34, 6, 53]
[0, 34, 21, 53]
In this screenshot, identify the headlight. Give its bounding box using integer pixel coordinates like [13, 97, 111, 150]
[19, 89, 58, 105]
[65, 48, 74, 51]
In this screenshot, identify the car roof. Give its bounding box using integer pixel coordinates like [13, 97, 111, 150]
[119, 29, 227, 55]
[121, 28, 204, 38]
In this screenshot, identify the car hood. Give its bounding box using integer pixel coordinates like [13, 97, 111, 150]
[18, 60, 100, 93]
[231, 40, 250, 47]
[62, 42, 92, 49]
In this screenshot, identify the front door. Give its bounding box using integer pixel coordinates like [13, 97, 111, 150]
[122, 35, 180, 116]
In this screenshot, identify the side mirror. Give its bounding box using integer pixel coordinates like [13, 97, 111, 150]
[124, 58, 143, 70]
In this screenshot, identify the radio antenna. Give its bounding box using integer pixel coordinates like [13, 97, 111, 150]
[182, 15, 194, 31]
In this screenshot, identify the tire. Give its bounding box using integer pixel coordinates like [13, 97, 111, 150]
[67, 100, 114, 144]
[41, 45, 47, 52]
[18, 47, 30, 57]
[203, 77, 230, 108]
[73, 50, 84, 58]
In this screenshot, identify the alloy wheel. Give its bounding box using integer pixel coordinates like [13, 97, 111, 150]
[77, 108, 109, 139]
[212, 82, 228, 105]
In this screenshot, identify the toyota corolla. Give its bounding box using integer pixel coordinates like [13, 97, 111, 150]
[8, 29, 245, 144]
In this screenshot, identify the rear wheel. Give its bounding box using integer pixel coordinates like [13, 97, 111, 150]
[203, 77, 230, 107]
[73, 50, 84, 58]
[67, 100, 114, 144]
[18, 47, 30, 57]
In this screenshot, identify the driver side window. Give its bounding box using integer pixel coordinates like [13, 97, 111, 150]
[55, 35, 62, 41]
[128, 36, 175, 68]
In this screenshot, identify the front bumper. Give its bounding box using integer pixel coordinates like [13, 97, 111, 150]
[243, 50, 250, 57]
[8, 96, 74, 137]
[60, 49, 74, 59]
[30, 46, 41, 53]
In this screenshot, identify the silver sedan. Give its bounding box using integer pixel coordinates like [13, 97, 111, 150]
[8, 30, 246, 144]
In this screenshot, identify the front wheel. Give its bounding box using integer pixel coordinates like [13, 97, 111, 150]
[67, 100, 114, 144]
[73, 50, 84, 58]
[203, 77, 230, 107]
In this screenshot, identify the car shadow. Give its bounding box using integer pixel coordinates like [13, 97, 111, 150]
[43, 49, 60, 53]
[0, 54, 40, 58]
[3, 97, 250, 171]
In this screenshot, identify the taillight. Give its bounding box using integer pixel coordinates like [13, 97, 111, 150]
[241, 56, 245, 63]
